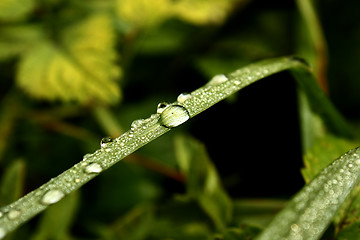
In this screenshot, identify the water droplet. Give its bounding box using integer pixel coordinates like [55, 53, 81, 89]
[157, 102, 170, 114]
[7, 209, 21, 220]
[84, 162, 103, 174]
[82, 153, 92, 161]
[233, 80, 241, 85]
[131, 119, 145, 130]
[160, 105, 190, 128]
[0, 227, 6, 239]
[100, 137, 113, 148]
[0, 211, 3, 218]
[208, 74, 228, 85]
[177, 93, 192, 103]
[41, 189, 65, 205]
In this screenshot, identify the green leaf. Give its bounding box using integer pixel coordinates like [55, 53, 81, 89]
[0, 25, 43, 60]
[173, 0, 237, 25]
[115, 0, 238, 29]
[0, 0, 35, 22]
[301, 134, 359, 183]
[16, 14, 122, 104]
[174, 134, 233, 230]
[256, 147, 360, 240]
[30, 191, 79, 240]
[115, 0, 172, 28]
[233, 199, 286, 228]
[0, 159, 25, 206]
[301, 135, 360, 237]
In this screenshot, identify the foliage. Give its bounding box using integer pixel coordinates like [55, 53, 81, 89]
[1, 0, 360, 239]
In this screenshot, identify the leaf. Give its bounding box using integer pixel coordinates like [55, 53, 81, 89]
[0, 0, 35, 22]
[256, 147, 360, 240]
[301, 135, 360, 237]
[174, 134, 233, 230]
[0, 25, 43, 60]
[16, 14, 122, 104]
[115, 0, 172, 28]
[30, 191, 79, 240]
[0, 159, 25, 206]
[115, 0, 239, 29]
[173, 0, 237, 25]
[301, 134, 359, 183]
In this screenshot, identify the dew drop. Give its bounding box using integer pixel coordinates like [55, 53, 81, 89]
[7, 209, 21, 220]
[177, 93, 192, 103]
[157, 102, 170, 114]
[41, 189, 65, 205]
[233, 80, 241, 85]
[84, 162, 103, 174]
[131, 119, 145, 130]
[208, 74, 228, 85]
[0, 227, 6, 239]
[82, 153, 92, 161]
[100, 137, 113, 148]
[0, 211, 3, 218]
[160, 105, 190, 128]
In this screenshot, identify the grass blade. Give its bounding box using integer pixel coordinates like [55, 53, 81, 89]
[256, 147, 360, 240]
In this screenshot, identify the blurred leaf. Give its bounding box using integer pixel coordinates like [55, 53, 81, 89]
[174, 134, 232, 230]
[215, 225, 261, 240]
[173, 0, 237, 25]
[0, 25, 43, 60]
[97, 204, 153, 240]
[30, 191, 79, 240]
[0, 0, 35, 22]
[232, 199, 286, 228]
[115, 0, 172, 28]
[16, 14, 122, 104]
[0, 159, 25, 206]
[115, 0, 239, 29]
[0, 94, 19, 162]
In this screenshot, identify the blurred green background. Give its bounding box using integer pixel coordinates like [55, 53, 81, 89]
[1, 0, 360, 239]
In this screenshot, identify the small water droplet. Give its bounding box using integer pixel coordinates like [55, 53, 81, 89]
[233, 80, 241, 85]
[82, 153, 92, 161]
[157, 102, 170, 114]
[208, 74, 228, 85]
[0, 211, 3, 218]
[160, 105, 190, 128]
[131, 119, 145, 130]
[100, 137, 113, 148]
[7, 209, 21, 220]
[84, 162, 103, 174]
[0, 227, 6, 239]
[177, 93, 192, 103]
[41, 189, 65, 205]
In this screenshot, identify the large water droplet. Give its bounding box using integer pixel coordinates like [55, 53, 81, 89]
[100, 137, 113, 148]
[131, 119, 145, 130]
[7, 209, 21, 220]
[84, 162, 103, 174]
[160, 105, 190, 128]
[41, 189, 65, 205]
[157, 102, 170, 114]
[208, 74, 228, 85]
[0, 227, 6, 239]
[177, 93, 192, 103]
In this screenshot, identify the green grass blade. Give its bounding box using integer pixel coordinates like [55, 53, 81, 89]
[0, 56, 352, 237]
[256, 147, 360, 240]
